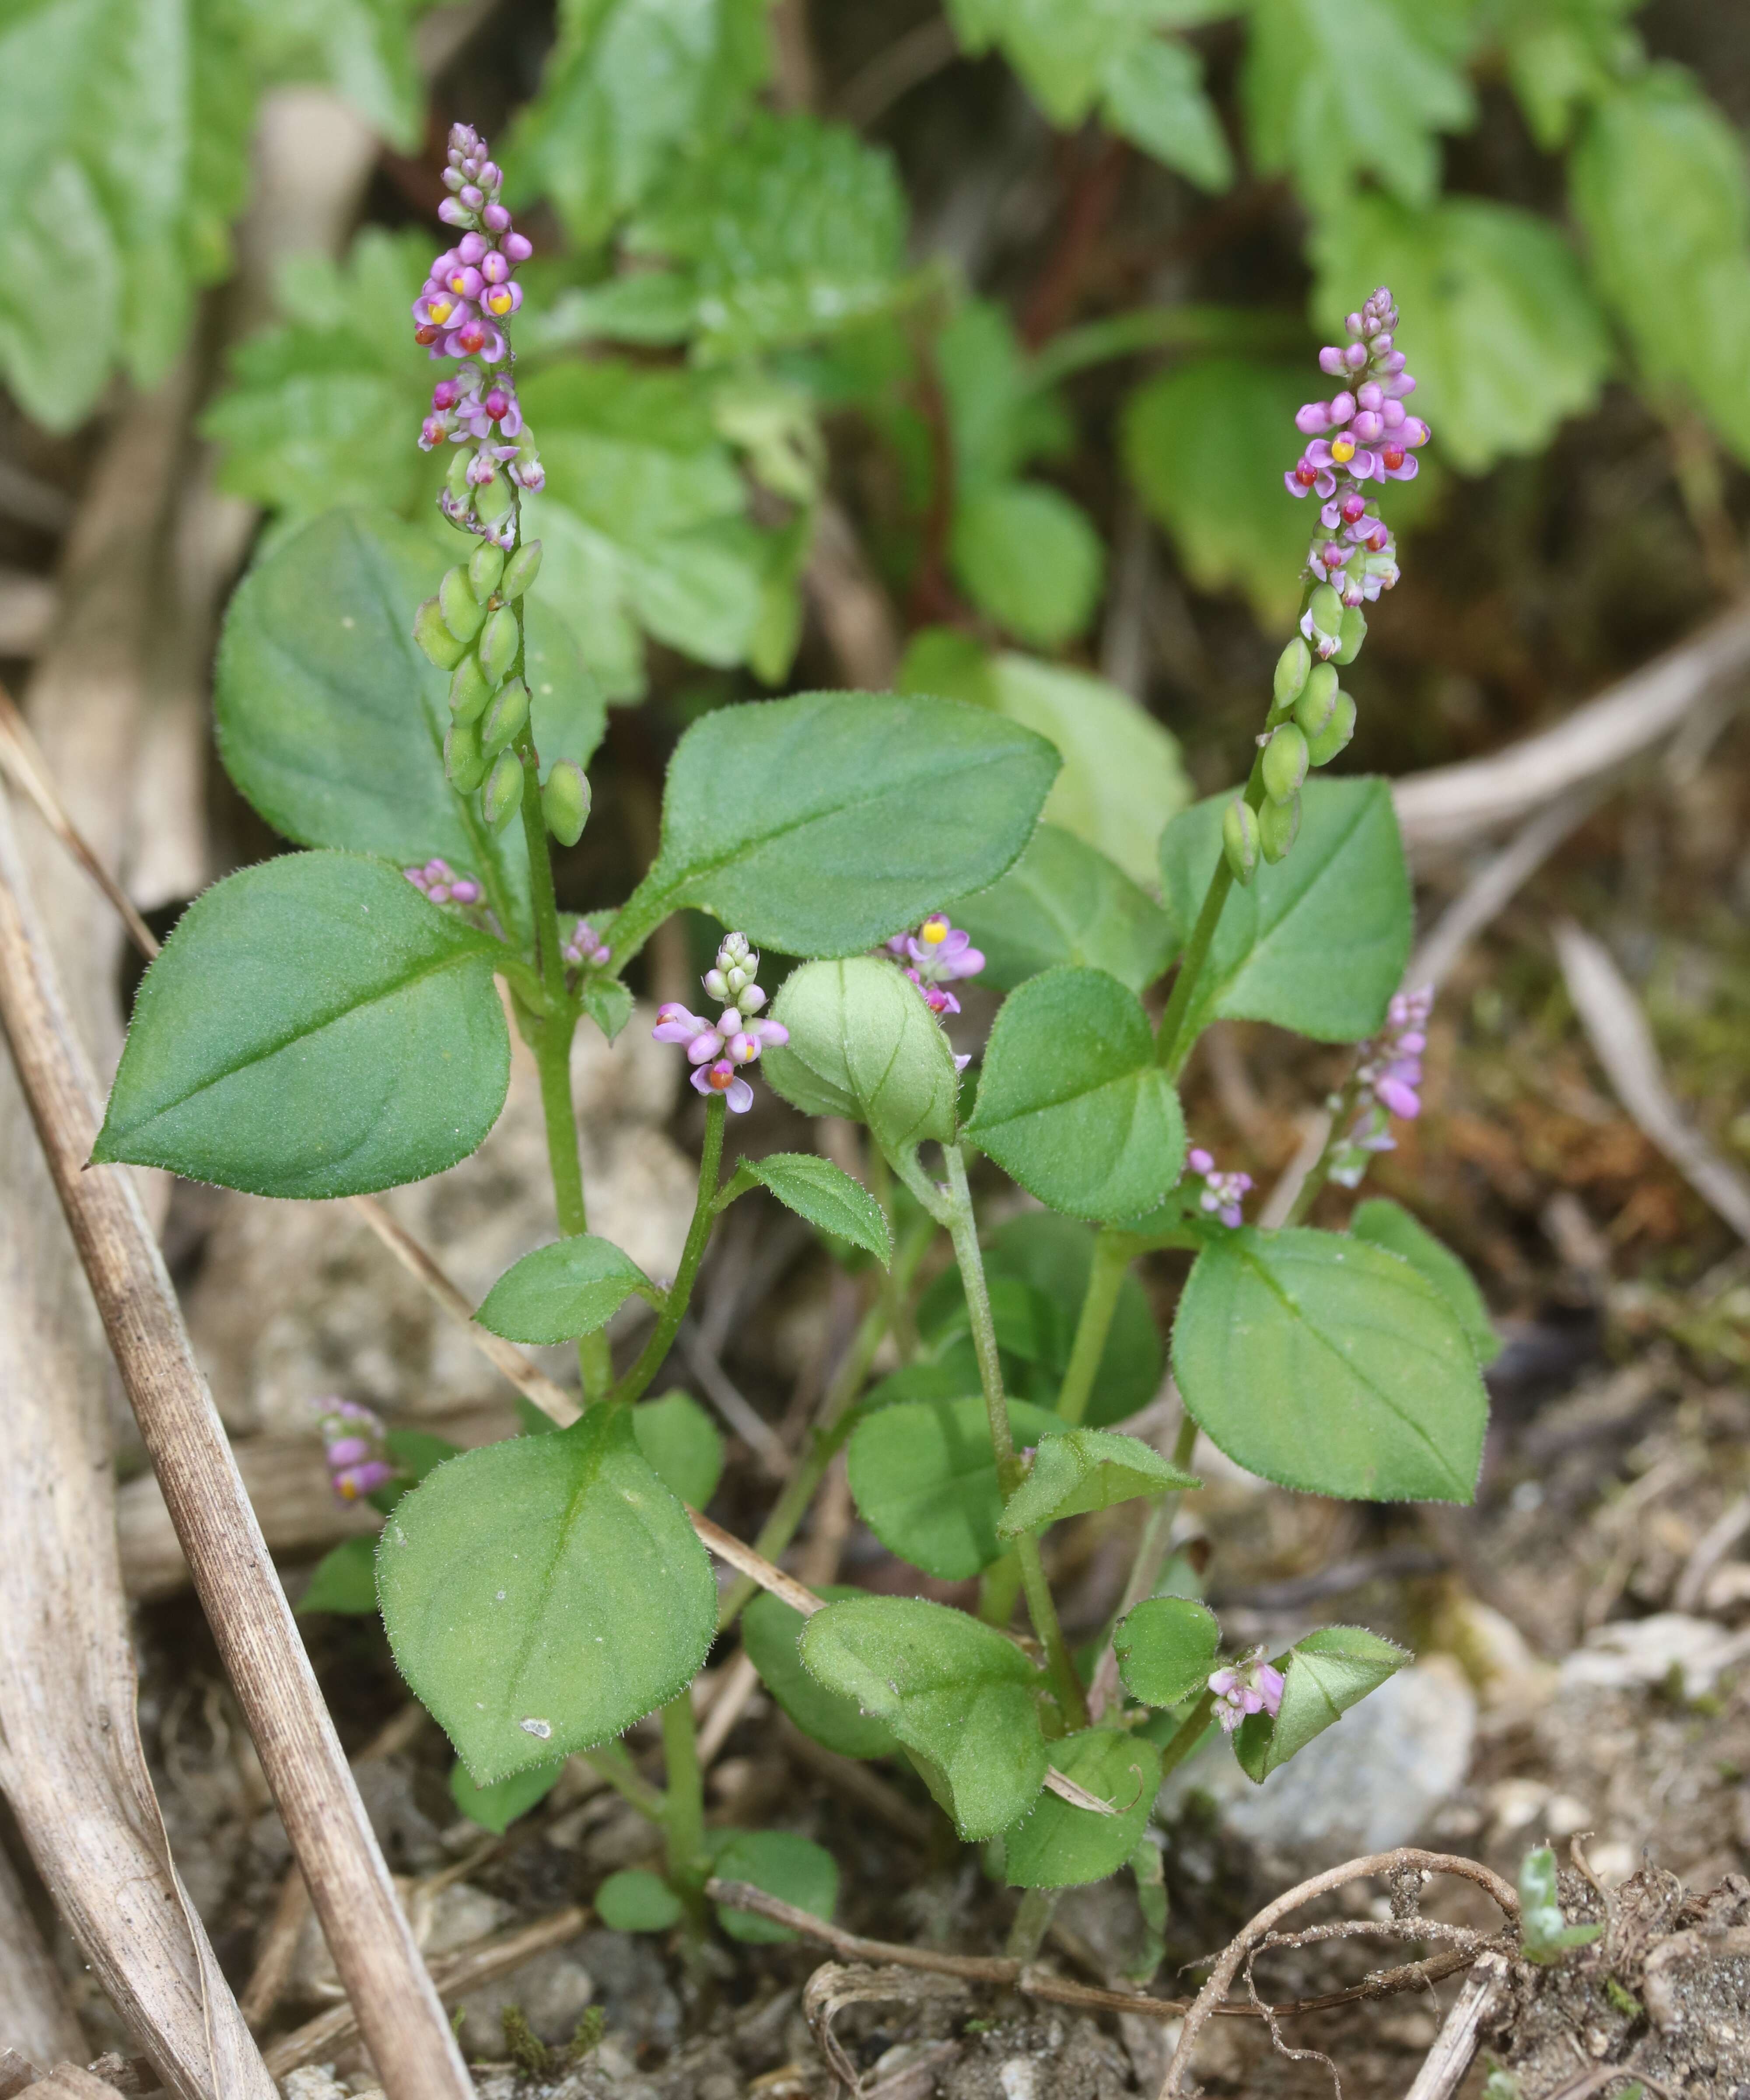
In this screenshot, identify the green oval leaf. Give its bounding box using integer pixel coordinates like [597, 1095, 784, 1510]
[999, 1729, 1161, 1890]
[633, 1392, 724, 1509]
[1114, 1597, 1222, 1710]
[448, 1756, 565, 1834]
[763, 958, 960, 1157]
[951, 824, 1177, 997]
[967, 967, 1187, 1223]
[799, 1596, 1048, 1839]
[377, 1405, 717, 1783]
[743, 1586, 900, 1762]
[595, 1869, 683, 1934]
[1172, 1227, 1488, 1502]
[93, 852, 511, 1198]
[721, 1152, 892, 1266]
[295, 1536, 381, 1617]
[950, 481, 1104, 650]
[847, 1396, 1069, 1579]
[998, 1430, 1197, 1538]
[1157, 779, 1412, 1046]
[711, 1828, 839, 1944]
[1232, 1625, 1409, 1782]
[1349, 1198, 1500, 1366]
[610, 690, 1058, 961]
[476, 1235, 657, 1344]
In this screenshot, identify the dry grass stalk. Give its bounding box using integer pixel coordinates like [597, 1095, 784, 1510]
[0, 796, 473, 2099]
[0, 1847, 86, 2067]
[1399, 1951, 1510, 2100]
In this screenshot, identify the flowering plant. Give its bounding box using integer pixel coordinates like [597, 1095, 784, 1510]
[95, 166, 1493, 1949]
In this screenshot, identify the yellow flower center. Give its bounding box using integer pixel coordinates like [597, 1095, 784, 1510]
[922, 917, 948, 945]
[427, 297, 453, 322]
[449, 271, 469, 294]
[1330, 432, 1356, 463]
[487, 289, 512, 313]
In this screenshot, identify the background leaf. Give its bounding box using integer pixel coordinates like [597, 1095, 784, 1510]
[743, 1586, 900, 1761]
[763, 959, 961, 1156]
[595, 1868, 683, 1932]
[448, 1757, 565, 1834]
[999, 1729, 1161, 1889]
[799, 1596, 1048, 1838]
[1157, 780, 1412, 1045]
[1350, 1197, 1501, 1365]
[848, 1395, 1070, 1578]
[1114, 1596, 1222, 1708]
[94, 851, 511, 1199]
[1172, 1227, 1489, 1501]
[711, 1828, 839, 1943]
[950, 483, 1105, 649]
[632, 1392, 725, 1508]
[1232, 1625, 1408, 1780]
[968, 967, 1187, 1222]
[616, 691, 1058, 959]
[475, 1236, 655, 1344]
[378, 1405, 717, 1782]
[296, 1535, 380, 1616]
[950, 824, 1178, 996]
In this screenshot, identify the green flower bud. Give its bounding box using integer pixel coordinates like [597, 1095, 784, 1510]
[1261, 722, 1309, 805]
[478, 606, 520, 686]
[1334, 606, 1367, 666]
[500, 540, 542, 601]
[449, 651, 493, 725]
[445, 450, 473, 502]
[1293, 661, 1340, 740]
[1222, 798, 1260, 887]
[481, 677, 529, 754]
[444, 718, 488, 794]
[469, 543, 505, 601]
[482, 749, 523, 830]
[414, 597, 467, 670]
[1306, 689, 1357, 767]
[439, 566, 483, 644]
[1309, 583, 1343, 642]
[542, 760, 592, 847]
[1272, 637, 1311, 709]
[476, 473, 514, 524]
[1259, 791, 1300, 864]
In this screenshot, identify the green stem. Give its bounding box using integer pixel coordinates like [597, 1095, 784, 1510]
[942, 1144, 1088, 1729]
[1056, 1229, 1132, 1426]
[1005, 1886, 1059, 1962]
[612, 1097, 726, 1407]
[1154, 749, 1267, 1078]
[584, 1740, 666, 1822]
[1283, 1068, 1365, 1228]
[867, 1146, 918, 1365]
[717, 1212, 935, 1632]
[1154, 1689, 1216, 1782]
[659, 1695, 707, 1892]
[977, 1552, 1024, 1629]
[1086, 1411, 1201, 1719]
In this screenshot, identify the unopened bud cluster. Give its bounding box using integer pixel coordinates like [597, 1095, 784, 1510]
[1223, 288, 1424, 887]
[652, 933, 789, 1115]
[314, 1397, 396, 1503]
[1209, 1646, 1284, 1734]
[1327, 985, 1432, 1187]
[563, 918, 612, 970]
[1187, 1146, 1253, 1230]
[414, 124, 544, 540]
[402, 856, 483, 908]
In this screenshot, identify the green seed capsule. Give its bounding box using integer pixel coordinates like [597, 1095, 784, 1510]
[439, 566, 483, 644]
[500, 540, 542, 600]
[1309, 583, 1343, 642]
[469, 543, 505, 600]
[1294, 661, 1340, 740]
[542, 760, 592, 848]
[476, 473, 514, 523]
[1306, 689, 1357, 766]
[449, 651, 493, 725]
[1259, 791, 1300, 864]
[414, 597, 466, 670]
[1262, 722, 1309, 805]
[1222, 798, 1260, 887]
[445, 450, 473, 502]
[478, 606, 519, 686]
[444, 718, 488, 793]
[482, 678, 529, 754]
[1334, 606, 1367, 666]
[1273, 637, 1312, 709]
[482, 749, 523, 830]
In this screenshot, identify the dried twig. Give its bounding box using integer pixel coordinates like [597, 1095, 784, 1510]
[262, 1904, 589, 2077]
[237, 1866, 310, 2034]
[1393, 600, 1750, 852]
[696, 1650, 762, 1770]
[707, 1880, 1489, 2023]
[1407, 786, 1603, 992]
[1555, 920, 1750, 1245]
[0, 796, 472, 2099]
[1156, 1849, 1519, 2098]
[1399, 1950, 1510, 2100]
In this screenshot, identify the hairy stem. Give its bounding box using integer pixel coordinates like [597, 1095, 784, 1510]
[1154, 1688, 1216, 1782]
[612, 1097, 726, 1406]
[1015, 1533, 1090, 1730]
[1283, 1068, 1365, 1228]
[1155, 749, 1267, 1077]
[1086, 1411, 1201, 1720]
[584, 1740, 666, 1823]
[659, 1695, 707, 1893]
[1055, 1228, 1132, 1426]
[977, 1552, 1024, 1628]
[1004, 1886, 1059, 1963]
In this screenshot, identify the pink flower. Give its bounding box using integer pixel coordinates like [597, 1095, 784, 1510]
[1209, 1648, 1286, 1734]
[692, 1058, 754, 1113]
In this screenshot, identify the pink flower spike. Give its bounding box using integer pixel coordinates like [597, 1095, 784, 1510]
[1188, 1147, 1214, 1174]
[652, 1003, 712, 1045]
